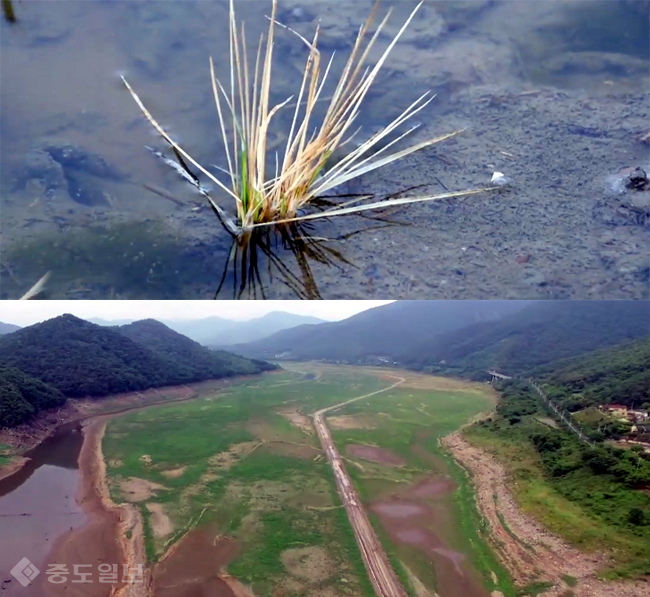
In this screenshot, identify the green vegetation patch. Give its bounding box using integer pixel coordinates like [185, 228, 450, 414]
[103, 368, 393, 595]
[0, 366, 66, 427]
[0, 444, 13, 467]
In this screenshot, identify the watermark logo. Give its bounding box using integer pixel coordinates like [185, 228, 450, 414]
[10, 558, 40, 587]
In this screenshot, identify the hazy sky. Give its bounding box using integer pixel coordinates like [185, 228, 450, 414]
[0, 301, 394, 326]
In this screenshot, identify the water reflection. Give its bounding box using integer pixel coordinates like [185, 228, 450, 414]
[2, 0, 16, 24]
[215, 215, 401, 299]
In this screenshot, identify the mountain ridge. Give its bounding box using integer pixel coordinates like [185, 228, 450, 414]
[231, 301, 531, 362]
[90, 311, 325, 346]
[0, 314, 276, 427]
[231, 301, 650, 380]
[0, 322, 21, 335]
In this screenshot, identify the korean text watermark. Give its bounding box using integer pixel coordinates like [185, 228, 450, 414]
[10, 560, 143, 587]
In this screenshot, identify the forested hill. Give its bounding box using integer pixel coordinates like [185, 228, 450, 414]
[535, 336, 650, 411]
[0, 366, 66, 427]
[116, 319, 278, 381]
[0, 314, 179, 397]
[399, 301, 650, 377]
[0, 314, 277, 427]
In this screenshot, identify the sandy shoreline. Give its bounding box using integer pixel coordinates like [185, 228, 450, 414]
[0, 455, 31, 482]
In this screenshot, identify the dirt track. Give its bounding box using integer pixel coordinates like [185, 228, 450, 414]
[313, 376, 407, 597]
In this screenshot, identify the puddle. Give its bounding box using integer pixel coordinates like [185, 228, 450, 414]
[396, 529, 465, 573]
[372, 468, 491, 597]
[372, 501, 427, 518]
[1, 0, 648, 298]
[410, 477, 456, 498]
[347, 444, 406, 466]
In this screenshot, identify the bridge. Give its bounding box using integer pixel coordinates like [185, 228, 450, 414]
[487, 370, 512, 382]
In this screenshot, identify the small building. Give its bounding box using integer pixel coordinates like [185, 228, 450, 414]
[601, 404, 630, 420]
[630, 410, 650, 422]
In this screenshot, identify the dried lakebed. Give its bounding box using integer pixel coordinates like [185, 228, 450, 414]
[2, 366, 639, 597]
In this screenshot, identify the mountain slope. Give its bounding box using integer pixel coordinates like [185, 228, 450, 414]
[0, 314, 179, 397]
[232, 301, 529, 361]
[401, 301, 650, 377]
[534, 335, 650, 411]
[116, 319, 277, 381]
[0, 366, 66, 427]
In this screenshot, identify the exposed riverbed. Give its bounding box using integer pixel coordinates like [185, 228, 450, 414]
[0, 379, 255, 597]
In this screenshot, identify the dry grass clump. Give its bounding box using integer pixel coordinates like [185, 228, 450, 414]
[123, 0, 492, 236]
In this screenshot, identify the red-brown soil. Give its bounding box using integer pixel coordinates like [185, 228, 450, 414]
[152, 525, 240, 597]
[409, 477, 456, 499]
[347, 444, 405, 466]
[0, 456, 30, 481]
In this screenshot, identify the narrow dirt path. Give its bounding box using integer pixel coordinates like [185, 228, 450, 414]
[312, 375, 408, 597]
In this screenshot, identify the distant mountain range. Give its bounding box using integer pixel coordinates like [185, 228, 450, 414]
[400, 300, 650, 377]
[0, 322, 20, 335]
[232, 301, 650, 378]
[0, 315, 277, 427]
[89, 311, 325, 346]
[3, 301, 649, 430]
[230, 301, 530, 362]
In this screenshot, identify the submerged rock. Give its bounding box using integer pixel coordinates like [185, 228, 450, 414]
[22, 149, 70, 202]
[596, 166, 650, 226]
[536, 51, 650, 84]
[623, 167, 650, 192]
[38, 139, 126, 180]
[19, 139, 124, 207]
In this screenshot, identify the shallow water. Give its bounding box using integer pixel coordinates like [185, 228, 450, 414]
[371, 484, 490, 597]
[0, 424, 85, 596]
[1, 0, 648, 298]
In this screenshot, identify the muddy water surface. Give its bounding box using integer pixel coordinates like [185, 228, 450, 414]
[0, 423, 85, 596]
[1, 1, 648, 299]
[371, 467, 490, 597]
[347, 443, 406, 466]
